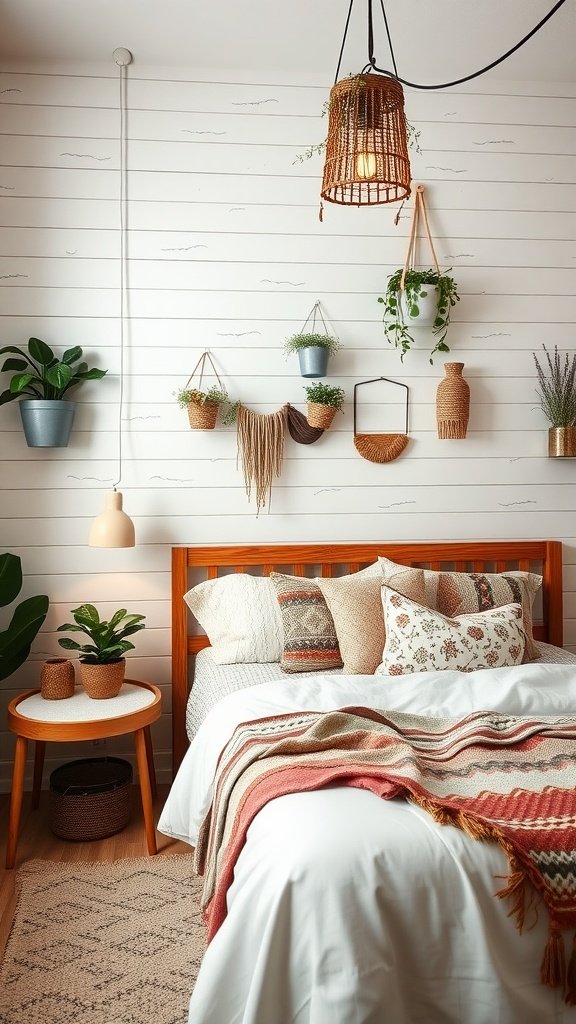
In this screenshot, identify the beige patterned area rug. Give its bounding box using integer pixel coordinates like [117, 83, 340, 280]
[0, 855, 206, 1024]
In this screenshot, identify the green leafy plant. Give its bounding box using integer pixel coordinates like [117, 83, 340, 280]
[57, 605, 146, 664]
[377, 268, 460, 364]
[284, 332, 340, 357]
[533, 345, 576, 427]
[0, 337, 107, 405]
[0, 553, 49, 682]
[174, 385, 229, 409]
[303, 381, 345, 410]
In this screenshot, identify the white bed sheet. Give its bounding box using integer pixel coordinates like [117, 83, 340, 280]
[160, 661, 576, 1024]
[185, 640, 576, 740]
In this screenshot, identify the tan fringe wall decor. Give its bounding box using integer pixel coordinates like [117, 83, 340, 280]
[237, 404, 288, 514]
[436, 362, 470, 439]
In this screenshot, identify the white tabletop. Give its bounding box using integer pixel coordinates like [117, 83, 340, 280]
[17, 682, 157, 723]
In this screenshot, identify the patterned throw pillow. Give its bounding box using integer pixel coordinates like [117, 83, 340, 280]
[379, 557, 541, 662]
[270, 573, 343, 672]
[376, 590, 525, 676]
[317, 567, 426, 674]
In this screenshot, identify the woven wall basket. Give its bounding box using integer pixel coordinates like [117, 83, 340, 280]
[307, 402, 337, 429]
[187, 400, 218, 430]
[321, 73, 411, 207]
[353, 377, 410, 463]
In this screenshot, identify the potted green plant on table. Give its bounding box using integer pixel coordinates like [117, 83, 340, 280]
[533, 344, 576, 457]
[57, 604, 146, 699]
[175, 385, 232, 429]
[0, 337, 107, 447]
[0, 552, 49, 682]
[378, 268, 460, 364]
[304, 381, 345, 429]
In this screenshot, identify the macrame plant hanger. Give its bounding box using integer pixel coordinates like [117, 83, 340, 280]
[182, 351, 225, 430]
[353, 377, 409, 463]
[401, 183, 440, 291]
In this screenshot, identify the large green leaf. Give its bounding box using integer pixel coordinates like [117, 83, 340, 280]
[0, 594, 49, 662]
[75, 368, 107, 381]
[28, 337, 54, 365]
[45, 363, 73, 390]
[0, 552, 22, 609]
[0, 644, 31, 683]
[57, 637, 83, 650]
[62, 346, 83, 365]
[0, 388, 18, 406]
[10, 373, 36, 394]
[70, 603, 101, 627]
[1, 358, 28, 372]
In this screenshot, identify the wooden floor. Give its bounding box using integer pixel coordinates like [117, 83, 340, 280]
[0, 784, 191, 961]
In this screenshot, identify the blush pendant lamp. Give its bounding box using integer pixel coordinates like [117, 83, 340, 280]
[89, 47, 136, 548]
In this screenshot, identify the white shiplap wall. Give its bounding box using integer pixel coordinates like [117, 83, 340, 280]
[0, 60, 575, 791]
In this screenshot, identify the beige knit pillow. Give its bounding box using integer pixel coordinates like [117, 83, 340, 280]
[317, 567, 426, 674]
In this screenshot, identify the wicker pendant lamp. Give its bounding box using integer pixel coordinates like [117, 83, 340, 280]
[321, 72, 410, 207]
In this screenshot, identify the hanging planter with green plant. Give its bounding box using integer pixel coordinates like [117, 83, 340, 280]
[285, 301, 340, 378]
[304, 381, 345, 430]
[377, 185, 460, 364]
[175, 351, 236, 429]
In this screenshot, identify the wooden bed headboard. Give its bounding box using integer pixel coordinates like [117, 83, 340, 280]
[171, 540, 563, 776]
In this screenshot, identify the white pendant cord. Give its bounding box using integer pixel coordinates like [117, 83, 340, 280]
[114, 56, 130, 490]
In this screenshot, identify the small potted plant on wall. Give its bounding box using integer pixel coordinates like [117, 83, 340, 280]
[304, 381, 345, 429]
[57, 604, 146, 699]
[285, 331, 340, 379]
[175, 384, 231, 430]
[0, 337, 107, 447]
[378, 268, 460, 364]
[533, 344, 576, 457]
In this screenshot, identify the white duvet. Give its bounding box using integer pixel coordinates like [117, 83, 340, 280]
[158, 662, 576, 1024]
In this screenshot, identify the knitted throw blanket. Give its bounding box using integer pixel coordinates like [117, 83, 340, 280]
[195, 706, 576, 1003]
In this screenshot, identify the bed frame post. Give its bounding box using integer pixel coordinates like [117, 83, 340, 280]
[543, 540, 563, 648]
[171, 547, 189, 778]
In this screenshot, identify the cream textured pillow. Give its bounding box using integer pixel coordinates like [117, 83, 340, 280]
[317, 567, 426, 674]
[379, 557, 541, 662]
[184, 574, 283, 664]
[376, 590, 525, 676]
[270, 561, 382, 674]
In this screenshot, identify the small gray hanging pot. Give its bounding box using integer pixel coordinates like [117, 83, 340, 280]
[298, 346, 329, 378]
[19, 399, 76, 447]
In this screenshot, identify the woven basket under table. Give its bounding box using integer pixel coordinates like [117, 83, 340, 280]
[49, 757, 133, 841]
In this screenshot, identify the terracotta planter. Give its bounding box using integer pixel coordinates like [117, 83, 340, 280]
[307, 402, 337, 429]
[40, 658, 75, 700]
[548, 426, 576, 457]
[80, 659, 126, 699]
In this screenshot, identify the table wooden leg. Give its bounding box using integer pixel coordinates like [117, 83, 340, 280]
[32, 740, 46, 809]
[134, 728, 157, 855]
[144, 725, 157, 800]
[6, 735, 28, 869]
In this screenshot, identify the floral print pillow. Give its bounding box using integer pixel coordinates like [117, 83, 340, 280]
[376, 589, 525, 676]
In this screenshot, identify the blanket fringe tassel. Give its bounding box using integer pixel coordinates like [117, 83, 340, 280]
[541, 924, 566, 990]
[495, 858, 528, 932]
[565, 933, 576, 1005]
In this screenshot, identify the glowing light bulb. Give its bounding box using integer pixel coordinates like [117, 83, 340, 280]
[356, 152, 377, 179]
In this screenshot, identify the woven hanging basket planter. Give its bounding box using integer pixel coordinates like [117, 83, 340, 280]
[187, 399, 219, 430]
[436, 362, 470, 439]
[321, 73, 411, 207]
[307, 402, 337, 430]
[353, 377, 410, 464]
[80, 659, 126, 699]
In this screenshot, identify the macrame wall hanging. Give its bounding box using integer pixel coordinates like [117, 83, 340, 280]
[286, 404, 324, 445]
[236, 403, 288, 514]
[353, 377, 409, 463]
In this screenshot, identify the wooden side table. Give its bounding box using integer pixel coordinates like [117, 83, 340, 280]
[6, 679, 162, 869]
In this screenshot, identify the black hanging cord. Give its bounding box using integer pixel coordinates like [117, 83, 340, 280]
[335, 0, 569, 90]
[335, 0, 356, 82]
[378, 0, 398, 78]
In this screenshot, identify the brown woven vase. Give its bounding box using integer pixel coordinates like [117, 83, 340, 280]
[80, 659, 126, 699]
[40, 658, 75, 700]
[187, 400, 218, 430]
[307, 402, 337, 429]
[436, 362, 470, 439]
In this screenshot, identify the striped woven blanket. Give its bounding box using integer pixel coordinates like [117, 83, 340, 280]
[195, 706, 576, 1002]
